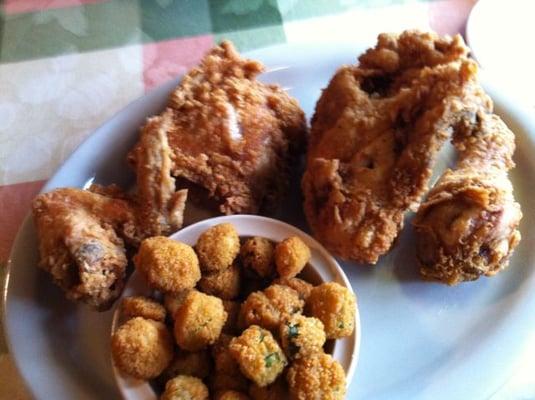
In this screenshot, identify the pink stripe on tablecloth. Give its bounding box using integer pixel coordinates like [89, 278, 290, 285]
[0, 180, 45, 262]
[143, 35, 215, 92]
[428, 0, 478, 37]
[2, 0, 106, 14]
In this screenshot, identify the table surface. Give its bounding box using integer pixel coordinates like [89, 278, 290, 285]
[1, 1, 534, 399]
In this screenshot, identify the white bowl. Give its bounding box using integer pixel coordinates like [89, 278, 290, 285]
[111, 214, 360, 399]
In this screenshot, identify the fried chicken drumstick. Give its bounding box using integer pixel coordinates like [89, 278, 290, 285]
[413, 110, 522, 284]
[303, 31, 483, 263]
[32, 186, 139, 310]
[130, 41, 306, 236]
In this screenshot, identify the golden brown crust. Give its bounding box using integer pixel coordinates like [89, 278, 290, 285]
[286, 352, 346, 400]
[164, 289, 194, 319]
[174, 291, 227, 351]
[31, 187, 139, 310]
[241, 237, 276, 279]
[272, 277, 313, 302]
[134, 237, 200, 293]
[274, 236, 311, 279]
[279, 314, 326, 359]
[303, 30, 485, 264]
[196, 223, 240, 272]
[210, 334, 249, 393]
[305, 282, 355, 339]
[121, 296, 166, 322]
[240, 284, 304, 331]
[229, 325, 287, 387]
[111, 317, 173, 379]
[129, 41, 306, 218]
[413, 111, 522, 284]
[135, 111, 188, 237]
[160, 349, 211, 381]
[198, 263, 241, 300]
[161, 375, 209, 400]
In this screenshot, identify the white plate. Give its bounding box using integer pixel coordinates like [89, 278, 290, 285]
[111, 215, 360, 399]
[466, 0, 535, 108]
[3, 42, 535, 400]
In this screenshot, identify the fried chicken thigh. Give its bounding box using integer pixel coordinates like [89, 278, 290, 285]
[303, 31, 483, 263]
[32, 187, 139, 310]
[413, 110, 522, 284]
[130, 41, 306, 236]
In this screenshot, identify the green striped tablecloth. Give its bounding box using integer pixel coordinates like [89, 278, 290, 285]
[1, 1, 533, 399]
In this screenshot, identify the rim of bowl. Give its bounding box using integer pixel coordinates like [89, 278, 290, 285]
[111, 215, 360, 399]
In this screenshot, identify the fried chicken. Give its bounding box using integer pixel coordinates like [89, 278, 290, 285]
[135, 110, 188, 237]
[302, 30, 484, 264]
[129, 41, 306, 236]
[413, 110, 522, 284]
[32, 186, 139, 310]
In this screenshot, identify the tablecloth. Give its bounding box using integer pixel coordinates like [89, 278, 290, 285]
[1, 1, 534, 399]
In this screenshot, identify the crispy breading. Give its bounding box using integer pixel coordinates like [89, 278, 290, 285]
[196, 223, 240, 272]
[135, 111, 188, 237]
[129, 41, 306, 228]
[303, 30, 485, 264]
[274, 236, 311, 279]
[134, 236, 201, 293]
[305, 282, 355, 339]
[121, 296, 166, 322]
[229, 325, 287, 387]
[111, 317, 173, 379]
[32, 187, 138, 310]
[161, 375, 209, 400]
[286, 352, 346, 400]
[240, 284, 304, 331]
[413, 111, 522, 284]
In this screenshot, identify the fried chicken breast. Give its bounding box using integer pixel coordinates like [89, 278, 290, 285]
[302, 30, 484, 264]
[32, 186, 138, 310]
[130, 41, 306, 236]
[413, 110, 522, 284]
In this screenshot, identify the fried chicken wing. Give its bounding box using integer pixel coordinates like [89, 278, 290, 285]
[302, 30, 484, 264]
[130, 41, 306, 235]
[413, 111, 522, 284]
[32, 186, 139, 310]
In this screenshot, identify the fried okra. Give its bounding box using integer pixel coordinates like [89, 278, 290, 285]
[229, 325, 287, 387]
[174, 291, 227, 351]
[161, 375, 209, 400]
[161, 349, 211, 381]
[306, 282, 355, 339]
[241, 237, 276, 278]
[210, 334, 249, 393]
[111, 317, 173, 379]
[286, 352, 346, 400]
[240, 284, 303, 331]
[272, 277, 313, 301]
[275, 236, 311, 279]
[164, 289, 193, 319]
[121, 296, 166, 322]
[135, 237, 200, 293]
[215, 390, 251, 400]
[280, 314, 326, 359]
[198, 263, 241, 300]
[196, 223, 240, 272]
